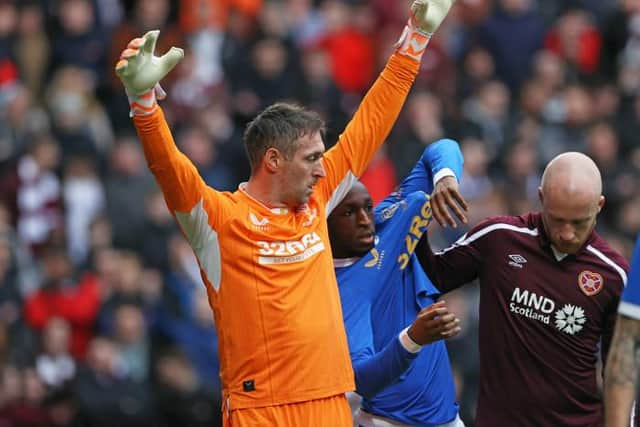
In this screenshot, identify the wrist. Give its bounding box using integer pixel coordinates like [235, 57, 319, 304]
[394, 22, 431, 62]
[399, 326, 422, 353]
[433, 168, 456, 188]
[126, 84, 163, 117]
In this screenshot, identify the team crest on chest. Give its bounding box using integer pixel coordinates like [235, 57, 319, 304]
[578, 270, 604, 296]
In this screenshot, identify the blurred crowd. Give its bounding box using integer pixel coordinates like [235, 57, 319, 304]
[0, 0, 640, 425]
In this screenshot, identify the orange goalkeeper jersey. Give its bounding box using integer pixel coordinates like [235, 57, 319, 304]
[133, 53, 419, 410]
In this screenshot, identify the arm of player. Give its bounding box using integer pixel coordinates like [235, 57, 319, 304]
[424, 139, 468, 228]
[322, 0, 455, 213]
[353, 301, 460, 398]
[115, 31, 232, 225]
[379, 138, 467, 227]
[415, 221, 486, 292]
[396, 139, 464, 196]
[604, 315, 640, 427]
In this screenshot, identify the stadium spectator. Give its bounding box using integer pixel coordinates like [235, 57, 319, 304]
[103, 137, 155, 251]
[62, 155, 106, 265]
[543, 8, 602, 80]
[0, 134, 62, 255]
[0, 366, 51, 427]
[154, 347, 222, 427]
[73, 336, 153, 427]
[418, 152, 629, 426]
[24, 245, 100, 359]
[49, 0, 108, 83]
[35, 317, 75, 390]
[154, 288, 221, 395]
[15, 1, 49, 99]
[476, 0, 545, 92]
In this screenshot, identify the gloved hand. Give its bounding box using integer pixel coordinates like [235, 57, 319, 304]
[395, 0, 455, 62]
[115, 30, 184, 116]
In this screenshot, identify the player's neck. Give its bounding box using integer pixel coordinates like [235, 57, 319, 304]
[244, 177, 290, 209]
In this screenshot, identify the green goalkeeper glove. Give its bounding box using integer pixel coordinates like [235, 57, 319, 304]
[115, 30, 184, 116]
[395, 0, 455, 62]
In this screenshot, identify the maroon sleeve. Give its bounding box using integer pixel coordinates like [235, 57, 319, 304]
[600, 305, 617, 374]
[417, 219, 496, 293]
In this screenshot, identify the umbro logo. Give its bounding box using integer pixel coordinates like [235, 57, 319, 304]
[508, 254, 527, 268]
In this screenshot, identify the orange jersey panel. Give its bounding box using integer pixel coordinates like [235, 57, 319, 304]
[133, 53, 419, 410]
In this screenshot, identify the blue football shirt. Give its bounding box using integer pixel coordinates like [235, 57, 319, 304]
[335, 139, 462, 425]
[619, 236, 640, 319]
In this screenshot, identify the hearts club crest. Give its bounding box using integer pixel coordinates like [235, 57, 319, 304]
[578, 270, 604, 296]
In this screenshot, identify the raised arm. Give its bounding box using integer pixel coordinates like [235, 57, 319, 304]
[397, 139, 464, 196]
[115, 31, 233, 230]
[377, 138, 467, 227]
[321, 0, 456, 213]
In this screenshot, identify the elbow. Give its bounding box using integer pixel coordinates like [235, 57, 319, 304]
[354, 377, 378, 400]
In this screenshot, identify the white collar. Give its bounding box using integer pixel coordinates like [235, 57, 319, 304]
[550, 245, 568, 261]
[333, 257, 362, 268]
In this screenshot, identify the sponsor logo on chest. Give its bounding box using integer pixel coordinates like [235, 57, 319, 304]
[397, 199, 432, 270]
[255, 232, 325, 265]
[509, 287, 587, 335]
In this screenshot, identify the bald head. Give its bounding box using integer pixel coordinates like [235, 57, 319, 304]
[538, 152, 604, 254]
[540, 152, 602, 200]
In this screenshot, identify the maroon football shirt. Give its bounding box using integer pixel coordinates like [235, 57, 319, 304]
[419, 212, 629, 427]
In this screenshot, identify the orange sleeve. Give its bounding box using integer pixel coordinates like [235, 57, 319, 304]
[133, 108, 233, 228]
[318, 53, 419, 211]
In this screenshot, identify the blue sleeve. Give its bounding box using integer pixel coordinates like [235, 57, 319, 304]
[377, 139, 463, 210]
[620, 236, 640, 319]
[353, 335, 419, 399]
[339, 272, 419, 399]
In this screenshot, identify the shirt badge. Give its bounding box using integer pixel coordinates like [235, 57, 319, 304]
[578, 270, 604, 296]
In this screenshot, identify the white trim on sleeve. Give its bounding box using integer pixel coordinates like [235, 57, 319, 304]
[432, 168, 456, 188]
[399, 326, 422, 353]
[618, 301, 640, 320]
[586, 245, 628, 286]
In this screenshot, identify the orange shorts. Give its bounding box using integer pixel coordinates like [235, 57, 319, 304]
[223, 393, 353, 427]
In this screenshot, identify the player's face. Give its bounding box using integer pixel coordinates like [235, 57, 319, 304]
[280, 132, 326, 207]
[539, 188, 604, 254]
[328, 184, 375, 258]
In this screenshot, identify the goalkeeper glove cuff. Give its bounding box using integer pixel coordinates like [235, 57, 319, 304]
[395, 23, 431, 62]
[125, 83, 166, 117]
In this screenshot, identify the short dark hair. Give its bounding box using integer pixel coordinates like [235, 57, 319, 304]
[243, 102, 325, 173]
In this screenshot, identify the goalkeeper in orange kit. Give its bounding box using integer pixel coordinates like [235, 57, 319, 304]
[114, 1, 456, 425]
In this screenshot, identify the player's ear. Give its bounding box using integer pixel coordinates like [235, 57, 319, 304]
[264, 147, 281, 173]
[538, 186, 544, 205]
[597, 195, 605, 213]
